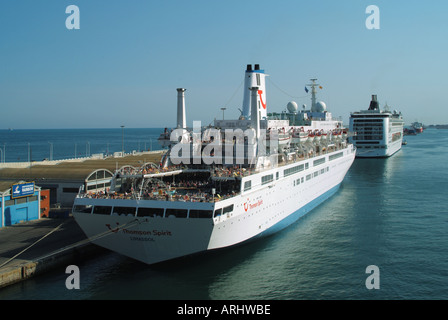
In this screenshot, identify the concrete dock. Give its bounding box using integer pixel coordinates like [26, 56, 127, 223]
[0, 151, 165, 288]
[0, 214, 104, 289]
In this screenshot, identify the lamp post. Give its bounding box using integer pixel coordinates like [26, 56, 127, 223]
[86, 141, 90, 157]
[48, 142, 53, 161]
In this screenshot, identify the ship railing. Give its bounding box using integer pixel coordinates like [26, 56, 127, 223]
[77, 189, 239, 203]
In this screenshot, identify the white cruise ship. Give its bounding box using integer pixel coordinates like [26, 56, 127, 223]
[72, 65, 356, 265]
[348, 95, 404, 158]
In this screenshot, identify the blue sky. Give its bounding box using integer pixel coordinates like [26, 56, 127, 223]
[1, 0, 447, 129]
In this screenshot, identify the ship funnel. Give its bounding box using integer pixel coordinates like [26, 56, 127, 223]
[242, 64, 267, 120]
[177, 88, 187, 128]
[368, 94, 379, 111]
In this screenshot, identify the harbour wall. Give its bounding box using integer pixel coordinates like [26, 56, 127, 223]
[0, 241, 104, 289]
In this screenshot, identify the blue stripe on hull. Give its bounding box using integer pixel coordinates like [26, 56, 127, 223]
[254, 183, 341, 240]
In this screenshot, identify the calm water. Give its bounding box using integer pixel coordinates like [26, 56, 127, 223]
[0, 128, 164, 162]
[0, 128, 447, 300]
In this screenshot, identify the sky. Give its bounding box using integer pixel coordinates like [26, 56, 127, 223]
[1, 0, 448, 129]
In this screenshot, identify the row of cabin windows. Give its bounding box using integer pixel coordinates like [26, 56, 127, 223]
[329, 152, 344, 161]
[245, 158, 336, 192]
[284, 164, 304, 177]
[73, 205, 236, 219]
[295, 167, 330, 186]
[305, 167, 330, 181]
[313, 157, 326, 166]
[261, 174, 274, 185]
[244, 150, 344, 193]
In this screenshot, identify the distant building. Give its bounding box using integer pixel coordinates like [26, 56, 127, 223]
[0, 181, 45, 227]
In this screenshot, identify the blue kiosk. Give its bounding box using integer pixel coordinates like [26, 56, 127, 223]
[0, 181, 41, 227]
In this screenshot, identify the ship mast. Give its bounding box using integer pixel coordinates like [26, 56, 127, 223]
[307, 78, 319, 110]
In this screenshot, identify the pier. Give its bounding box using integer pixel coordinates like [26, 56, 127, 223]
[0, 151, 164, 288]
[0, 151, 164, 207]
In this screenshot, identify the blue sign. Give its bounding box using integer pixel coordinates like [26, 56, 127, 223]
[11, 182, 35, 199]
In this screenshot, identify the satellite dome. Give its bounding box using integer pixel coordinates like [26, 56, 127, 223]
[314, 101, 327, 112]
[287, 101, 298, 113]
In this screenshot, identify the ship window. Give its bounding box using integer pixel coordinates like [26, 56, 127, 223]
[313, 158, 325, 166]
[329, 152, 343, 161]
[73, 204, 93, 214]
[214, 208, 223, 217]
[261, 174, 274, 185]
[306, 174, 311, 181]
[305, 163, 309, 169]
[223, 204, 234, 214]
[284, 164, 304, 177]
[138, 207, 164, 217]
[113, 206, 136, 216]
[166, 208, 187, 218]
[244, 180, 251, 191]
[189, 209, 213, 219]
[93, 206, 112, 215]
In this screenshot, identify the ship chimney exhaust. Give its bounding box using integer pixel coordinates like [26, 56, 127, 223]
[177, 88, 187, 128]
[368, 94, 379, 111]
[242, 64, 267, 120]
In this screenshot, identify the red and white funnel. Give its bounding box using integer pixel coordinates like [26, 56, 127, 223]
[241, 64, 267, 121]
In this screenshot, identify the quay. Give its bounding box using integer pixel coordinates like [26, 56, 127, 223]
[0, 151, 164, 288]
[0, 215, 103, 289]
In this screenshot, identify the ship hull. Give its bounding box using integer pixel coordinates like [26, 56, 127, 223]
[73, 146, 355, 265]
[354, 138, 402, 158]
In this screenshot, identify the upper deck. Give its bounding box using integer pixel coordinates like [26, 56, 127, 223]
[75, 137, 351, 205]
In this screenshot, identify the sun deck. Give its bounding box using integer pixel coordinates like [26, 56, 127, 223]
[76, 137, 349, 205]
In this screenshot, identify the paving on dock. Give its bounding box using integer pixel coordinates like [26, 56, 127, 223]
[0, 215, 105, 288]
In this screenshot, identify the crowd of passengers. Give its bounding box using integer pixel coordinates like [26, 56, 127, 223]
[118, 165, 179, 176]
[83, 188, 238, 202]
[119, 163, 253, 179]
[83, 175, 239, 202]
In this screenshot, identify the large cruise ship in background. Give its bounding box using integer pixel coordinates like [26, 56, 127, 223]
[72, 64, 356, 265]
[349, 95, 404, 158]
